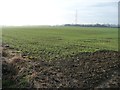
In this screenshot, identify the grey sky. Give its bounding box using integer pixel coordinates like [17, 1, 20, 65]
[0, 0, 119, 26]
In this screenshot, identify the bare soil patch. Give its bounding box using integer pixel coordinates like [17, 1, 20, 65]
[2, 46, 120, 88]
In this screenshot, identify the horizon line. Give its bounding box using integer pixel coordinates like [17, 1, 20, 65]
[1, 23, 118, 27]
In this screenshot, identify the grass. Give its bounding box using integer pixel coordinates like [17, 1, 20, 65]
[2, 26, 118, 60]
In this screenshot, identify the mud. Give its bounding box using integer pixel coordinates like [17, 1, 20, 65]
[2, 46, 120, 88]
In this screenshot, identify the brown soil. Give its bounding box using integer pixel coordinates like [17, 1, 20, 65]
[2, 46, 120, 88]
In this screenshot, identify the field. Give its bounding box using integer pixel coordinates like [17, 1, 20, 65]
[2, 26, 118, 60]
[2, 26, 120, 88]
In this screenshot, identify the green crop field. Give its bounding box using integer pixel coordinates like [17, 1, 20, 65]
[2, 26, 118, 60]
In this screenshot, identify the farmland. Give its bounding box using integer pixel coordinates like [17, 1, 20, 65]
[2, 26, 120, 88]
[2, 26, 118, 60]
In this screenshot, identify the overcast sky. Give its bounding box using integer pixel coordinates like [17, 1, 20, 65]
[0, 0, 119, 26]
